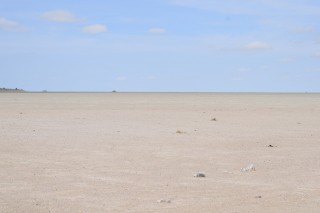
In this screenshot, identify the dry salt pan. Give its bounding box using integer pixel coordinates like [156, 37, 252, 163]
[241, 164, 256, 172]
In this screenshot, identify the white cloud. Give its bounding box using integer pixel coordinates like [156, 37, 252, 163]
[0, 17, 26, 32]
[314, 52, 320, 58]
[260, 65, 269, 70]
[82, 24, 107, 34]
[238, 67, 250, 72]
[232, 77, 243, 81]
[116, 76, 127, 81]
[42, 10, 78, 22]
[0, 17, 17, 28]
[147, 76, 156, 80]
[291, 26, 315, 33]
[148, 28, 166, 34]
[279, 57, 294, 63]
[245, 41, 272, 50]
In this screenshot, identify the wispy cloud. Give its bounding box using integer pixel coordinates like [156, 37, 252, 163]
[291, 26, 315, 33]
[116, 76, 127, 81]
[82, 24, 107, 34]
[279, 57, 295, 63]
[172, 0, 248, 14]
[42, 10, 78, 23]
[314, 52, 320, 58]
[232, 77, 244, 81]
[171, 0, 320, 16]
[0, 17, 26, 32]
[147, 76, 156, 80]
[245, 41, 272, 50]
[238, 67, 250, 72]
[148, 28, 166, 34]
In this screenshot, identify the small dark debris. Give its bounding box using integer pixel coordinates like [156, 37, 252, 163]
[158, 199, 171, 203]
[211, 118, 217, 121]
[255, 196, 262, 199]
[194, 172, 206, 178]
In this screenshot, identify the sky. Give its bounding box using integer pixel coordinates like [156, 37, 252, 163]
[1, 0, 320, 92]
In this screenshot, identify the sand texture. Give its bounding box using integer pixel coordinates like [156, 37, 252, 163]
[1, 93, 320, 213]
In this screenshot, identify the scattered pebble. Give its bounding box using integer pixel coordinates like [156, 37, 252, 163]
[158, 199, 171, 203]
[241, 164, 256, 172]
[194, 172, 206, 177]
[255, 196, 262, 199]
[211, 118, 217, 121]
[266, 144, 277, 147]
[176, 130, 186, 134]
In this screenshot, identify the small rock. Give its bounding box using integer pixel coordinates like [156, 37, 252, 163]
[255, 196, 262, 198]
[241, 164, 255, 172]
[211, 118, 217, 121]
[194, 172, 206, 177]
[158, 199, 171, 203]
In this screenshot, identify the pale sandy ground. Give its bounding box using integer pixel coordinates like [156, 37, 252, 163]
[1, 93, 320, 213]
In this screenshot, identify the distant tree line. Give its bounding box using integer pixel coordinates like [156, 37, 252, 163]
[0, 87, 25, 92]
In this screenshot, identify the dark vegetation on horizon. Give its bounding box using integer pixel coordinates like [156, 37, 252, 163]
[0, 87, 25, 93]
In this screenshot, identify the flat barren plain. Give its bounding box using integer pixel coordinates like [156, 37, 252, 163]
[1, 93, 320, 213]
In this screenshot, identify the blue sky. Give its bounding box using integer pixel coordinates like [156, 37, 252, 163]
[1, 0, 320, 92]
